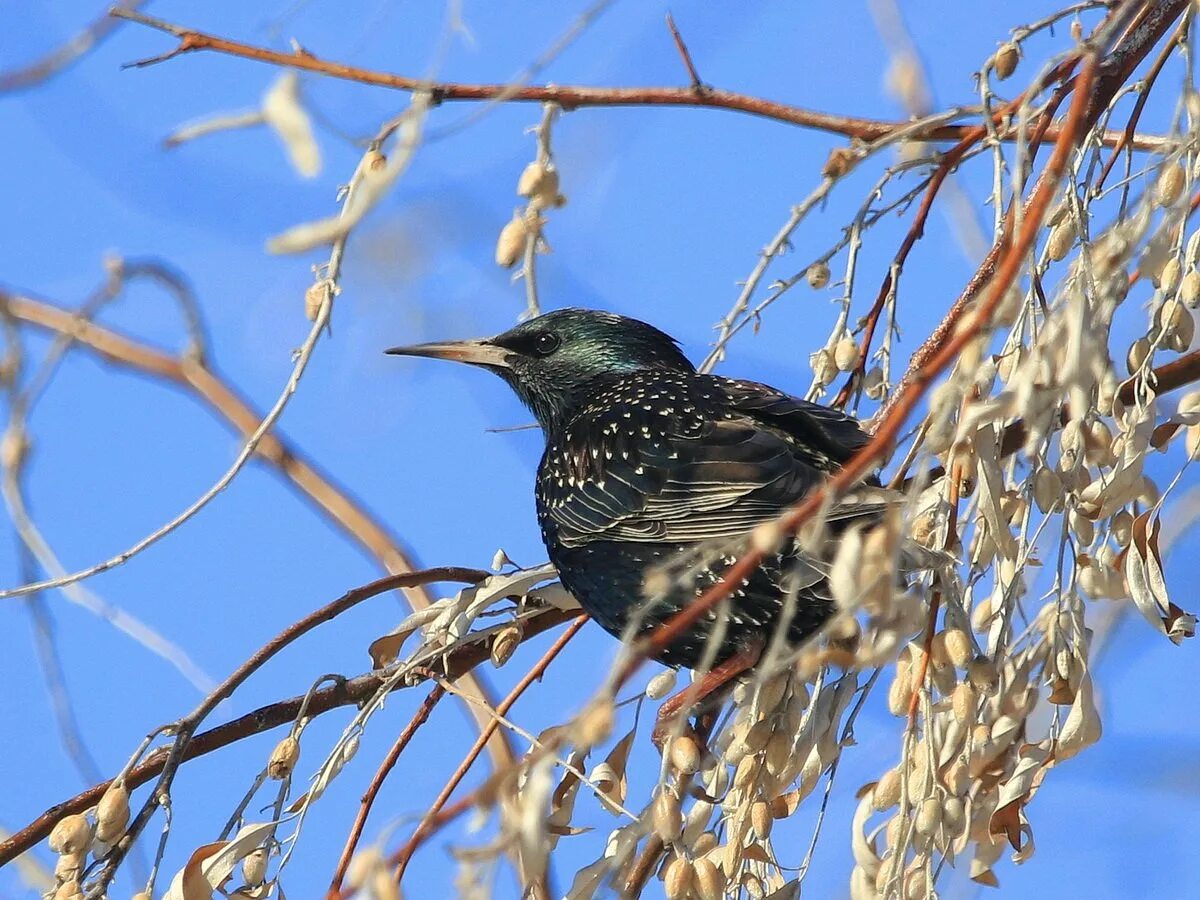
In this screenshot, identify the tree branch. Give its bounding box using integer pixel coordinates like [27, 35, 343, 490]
[108, 7, 1174, 153]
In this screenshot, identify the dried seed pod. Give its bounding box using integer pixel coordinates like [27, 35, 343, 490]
[268, 735, 300, 780]
[967, 657, 999, 694]
[241, 847, 268, 887]
[1033, 466, 1063, 513]
[994, 42, 1019, 80]
[646, 670, 677, 700]
[952, 680, 978, 723]
[887, 667, 912, 716]
[834, 337, 860, 372]
[971, 596, 994, 632]
[872, 767, 902, 811]
[807, 261, 831, 289]
[652, 790, 683, 842]
[1047, 219, 1075, 261]
[96, 780, 130, 844]
[1110, 509, 1133, 546]
[693, 857, 725, 900]
[943, 628, 972, 669]
[733, 753, 760, 791]
[915, 797, 943, 837]
[48, 814, 92, 856]
[1183, 270, 1200, 308]
[764, 732, 791, 778]
[1159, 298, 1195, 352]
[495, 212, 529, 268]
[1161, 257, 1182, 295]
[1187, 425, 1200, 459]
[863, 366, 885, 399]
[1127, 336, 1151, 374]
[944, 758, 970, 795]
[1070, 508, 1095, 545]
[822, 147, 856, 179]
[55, 851, 86, 882]
[516, 161, 561, 208]
[670, 734, 702, 776]
[750, 800, 772, 840]
[663, 856, 694, 900]
[1156, 163, 1186, 208]
[490, 622, 523, 667]
[53, 880, 84, 900]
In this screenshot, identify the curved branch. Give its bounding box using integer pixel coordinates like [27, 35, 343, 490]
[109, 7, 1174, 153]
[0, 589, 577, 867]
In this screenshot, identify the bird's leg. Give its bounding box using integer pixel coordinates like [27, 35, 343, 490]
[651, 640, 764, 752]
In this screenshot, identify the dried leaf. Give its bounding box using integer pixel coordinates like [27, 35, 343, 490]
[163, 823, 276, 900]
[989, 742, 1053, 853]
[1124, 512, 1194, 642]
[262, 72, 321, 178]
[1056, 674, 1101, 760]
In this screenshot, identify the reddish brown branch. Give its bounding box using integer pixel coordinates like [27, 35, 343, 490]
[328, 684, 448, 898]
[108, 7, 1172, 153]
[0, 601, 579, 866]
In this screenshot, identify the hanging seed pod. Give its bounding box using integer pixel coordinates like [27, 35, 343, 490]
[1156, 163, 1186, 208]
[887, 667, 912, 716]
[516, 161, 562, 209]
[670, 734, 702, 776]
[48, 814, 92, 856]
[55, 851, 86, 882]
[872, 767, 902, 811]
[952, 680, 978, 724]
[576, 699, 615, 747]
[943, 628, 973, 669]
[652, 790, 684, 842]
[95, 780, 130, 844]
[834, 337, 860, 372]
[495, 212, 529, 268]
[1182, 270, 1200, 308]
[1033, 466, 1063, 513]
[915, 797, 943, 838]
[967, 657, 999, 694]
[1047, 219, 1075, 261]
[750, 800, 772, 840]
[242, 847, 268, 887]
[811, 347, 838, 385]
[1126, 336, 1151, 374]
[993, 42, 1019, 79]
[1161, 257, 1183, 295]
[1159, 299, 1195, 352]
[53, 880, 84, 900]
[1070, 508, 1095, 545]
[806, 261, 831, 289]
[490, 622, 523, 667]
[268, 735, 300, 780]
[693, 857, 725, 900]
[863, 366, 885, 400]
[663, 856, 694, 900]
[646, 670, 677, 701]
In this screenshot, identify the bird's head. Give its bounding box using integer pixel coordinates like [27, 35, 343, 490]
[387, 308, 695, 432]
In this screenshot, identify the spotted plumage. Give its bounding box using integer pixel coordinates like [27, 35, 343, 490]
[388, 308, 882, 669]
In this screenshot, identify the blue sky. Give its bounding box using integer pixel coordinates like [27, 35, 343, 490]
[2, 2, 1199, 898]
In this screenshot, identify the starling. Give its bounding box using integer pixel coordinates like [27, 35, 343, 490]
[388, 309, 882, 728]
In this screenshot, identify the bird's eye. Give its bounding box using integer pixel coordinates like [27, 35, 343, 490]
[533, 332, 561, 356]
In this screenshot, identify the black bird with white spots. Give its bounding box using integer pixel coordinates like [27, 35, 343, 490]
[388, 308, 880, 670]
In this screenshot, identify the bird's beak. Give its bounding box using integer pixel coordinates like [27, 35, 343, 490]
[385, 339, 513, 369]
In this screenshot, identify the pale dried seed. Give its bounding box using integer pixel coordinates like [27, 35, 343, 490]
[915, 797, 943, 837]
[646, 670, 677, 700]
[806, 261, 831, 289]
[887, 667, 912, 716]
[834, 337, 860, 371]
[55, 851, 86, 882]
[1161, 257, 1183, 295]
[268, 735, 300, 780]
[1182, 270, 1200, 307]
[670, 734, 702, 775]
[96, 780, 130, 844]
[952, 680, 978, 723]
[1156, 163, 1186, 207]
[1047, 220, 1075, 261]
[693, 857, 725, 900]
[1127, 336, 1151, 374]
[872, 767, 902, 811]
[242, 847, 268, 887]
[48, 814, 92, 856]
[495, 212, 528, 268]
[994, 42, 1019, 79]
[489, 622, 523, 667]
[967, 657, 999, 694]
[652, 790, 683, 842]
[750, 800, 772, 840]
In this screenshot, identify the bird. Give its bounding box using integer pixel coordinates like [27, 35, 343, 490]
[387, 308, 884, 739]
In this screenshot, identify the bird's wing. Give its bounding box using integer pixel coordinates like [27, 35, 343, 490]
[540, 378, 878, 548]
